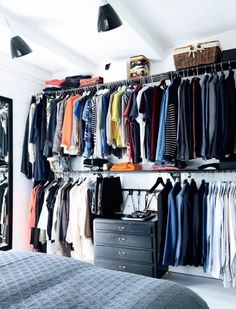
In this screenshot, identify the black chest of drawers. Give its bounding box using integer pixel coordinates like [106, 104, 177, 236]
[94, 217, 168, 278]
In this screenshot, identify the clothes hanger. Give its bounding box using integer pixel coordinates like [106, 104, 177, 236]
[213, 64, 218, 75]
[220, 62, 225, 75]
[159, 75, 166, 88]
[136, 190, 141, 211]
[149, 176, 165, 193]
[143, 190, 157, 212]
[120, 189, 136, 213]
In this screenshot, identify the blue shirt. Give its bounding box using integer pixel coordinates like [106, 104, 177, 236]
[162, 181, 181, 265]
[156, 88, 169, 161]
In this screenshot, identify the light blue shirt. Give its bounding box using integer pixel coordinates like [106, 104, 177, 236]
[156, 88, 169, 161]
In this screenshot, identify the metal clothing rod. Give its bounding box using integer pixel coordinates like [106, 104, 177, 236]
[43, 73, 170, 95]
[122, 188, 161, 193]
[43, 59, 236, 95]
[53, 169, 236, 174]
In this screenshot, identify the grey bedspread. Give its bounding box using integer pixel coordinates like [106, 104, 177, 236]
[0, 251, 209, 309]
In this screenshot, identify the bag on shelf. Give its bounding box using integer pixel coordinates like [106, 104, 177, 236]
[173, 40, 221, 70]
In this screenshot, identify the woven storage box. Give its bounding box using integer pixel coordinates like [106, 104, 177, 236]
[129, 55, 150, 78]
[173, 40, 221, 70]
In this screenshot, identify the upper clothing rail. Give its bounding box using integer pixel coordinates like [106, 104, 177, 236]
[43, 59, 236, 95]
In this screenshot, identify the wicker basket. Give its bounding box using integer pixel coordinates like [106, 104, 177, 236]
[173, 40, 221, 70]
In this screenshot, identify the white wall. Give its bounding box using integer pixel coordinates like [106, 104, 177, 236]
[95, 27, 236, 81]
[0, 52, 51, 250]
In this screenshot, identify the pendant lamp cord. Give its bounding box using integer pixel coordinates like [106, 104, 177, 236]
[4, 16, 15, 35]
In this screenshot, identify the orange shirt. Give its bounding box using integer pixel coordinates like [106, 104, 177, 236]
[61, 94, 80, 150]
[29, 185, 40, 229]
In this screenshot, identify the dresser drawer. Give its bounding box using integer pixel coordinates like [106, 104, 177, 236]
[94, 220, 152, 235]
[95, 231, 153, 249]
[95, 258, 154, 277]
[95, 245, 153, 263]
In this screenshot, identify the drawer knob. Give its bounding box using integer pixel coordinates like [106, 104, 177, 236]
[118, 251, 126, 256]
[117, 226, 126, 231]
[118, 265, 127, 271]
[118, 237, 126, 242]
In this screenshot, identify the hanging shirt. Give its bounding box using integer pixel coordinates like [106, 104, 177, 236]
[208, 74, 219, 158]
[66, 96, 80, 155]
[211, 73, 224, 159]
[94, 90, 109, 157]
[29, 96, 52, 181]
[225, 70, 236, 154]
[151, 86, 163, 161]
[66, 178, 94, 261]
[52, 98, 66, 155]
[156, 180, 173, 264]
[112, 88, 125, 148]
[106, 92, 117, 147]
[43, 98, 59, 158]
[21, 99, 34, 179]
[175, 181, 189, 266]
[227, 183, 236, 287]
[165, 77, 181, 162]
[136, 86, 149, 162]
[156, 88, 169, 161]
[28, 101, 36, 165]
[176, 79, 191, 161]
[61, 94, 80, 151]
[206, 182, 218, 274]
[191, 77, 202, 158]
[74, 95, 88, 155]
[200, 74, 209, 158]
[101, 92, 111, 156]
[211, 182, 225, 279]
[82, 98, 94, 158]
[139, 87, 153, 161]
[120, 90, 130, 148]
[162, 181, 181, 265]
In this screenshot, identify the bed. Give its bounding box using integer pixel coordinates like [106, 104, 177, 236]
[0, 251, 209, 309]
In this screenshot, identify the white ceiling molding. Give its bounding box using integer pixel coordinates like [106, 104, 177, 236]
[108, 0, 164, 60]
[0, 5, 96, 73]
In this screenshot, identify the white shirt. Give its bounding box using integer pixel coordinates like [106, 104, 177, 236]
[28, 103, 36, 165]
[66, 178, 94, 261]
[136, 86, 150, 162]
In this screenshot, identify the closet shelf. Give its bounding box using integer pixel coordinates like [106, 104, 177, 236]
[43, 59, 236, 95]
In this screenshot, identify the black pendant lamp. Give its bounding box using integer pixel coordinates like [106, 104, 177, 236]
[10, 35, 32, 58]
[97, 1, 122, 32]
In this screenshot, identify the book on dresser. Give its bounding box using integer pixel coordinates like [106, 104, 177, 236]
[93, 217, 168, 278]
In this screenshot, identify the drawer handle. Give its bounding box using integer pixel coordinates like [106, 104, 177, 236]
[117, 226, 126, 231]
[118, 251, 126, 256]
[118, 237, 126, 242]
[118, 265, 127, 271]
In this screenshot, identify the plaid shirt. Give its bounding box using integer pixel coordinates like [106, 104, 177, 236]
[82, 98, 94, 157]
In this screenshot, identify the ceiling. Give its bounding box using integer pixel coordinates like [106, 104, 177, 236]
[0, 0, 235, 75]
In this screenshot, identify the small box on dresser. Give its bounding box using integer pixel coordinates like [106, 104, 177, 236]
[94, 217, 168, 278]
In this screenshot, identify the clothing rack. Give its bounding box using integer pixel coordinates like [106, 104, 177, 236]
[53, 169, 236, 174]
[54, 169, 236, 185]
[122, 188, 160, 193]
[53, 169, 236, 184]
[43, 59, 236, 95]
